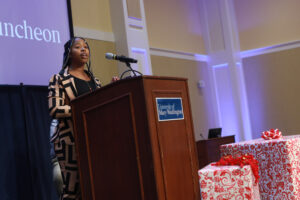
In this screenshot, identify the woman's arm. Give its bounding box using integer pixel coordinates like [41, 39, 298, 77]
[48, 74, 72, 118]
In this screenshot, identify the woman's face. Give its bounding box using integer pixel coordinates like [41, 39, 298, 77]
[69, 38, 89, 66]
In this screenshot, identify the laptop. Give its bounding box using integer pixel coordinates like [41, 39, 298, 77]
[208, 128, 222, 139]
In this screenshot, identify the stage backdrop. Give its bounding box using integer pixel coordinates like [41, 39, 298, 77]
[0, 0, 71, 85]
[0, 85, 57, 200]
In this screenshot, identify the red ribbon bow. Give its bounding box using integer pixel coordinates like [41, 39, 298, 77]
[261, 128, 282, 140]
[212, 154, 260, 184]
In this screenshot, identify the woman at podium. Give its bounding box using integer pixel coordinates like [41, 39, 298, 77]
[48, 37, 101, 200]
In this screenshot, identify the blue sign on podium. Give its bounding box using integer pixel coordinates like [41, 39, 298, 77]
[156, 98, 184, 121]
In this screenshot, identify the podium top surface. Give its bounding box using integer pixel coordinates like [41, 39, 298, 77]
[71, 75, 188, 103]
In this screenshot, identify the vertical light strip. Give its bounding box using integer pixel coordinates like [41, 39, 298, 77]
[236, 62, 253, 140]
[211, 63, 228, 127]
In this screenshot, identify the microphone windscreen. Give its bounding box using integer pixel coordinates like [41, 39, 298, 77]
[105, 52, 114, 60]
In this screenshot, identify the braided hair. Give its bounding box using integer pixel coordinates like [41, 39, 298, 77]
[59, 37, 95, 83]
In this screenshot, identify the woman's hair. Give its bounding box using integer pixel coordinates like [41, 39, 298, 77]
[59, 37, 94, 78]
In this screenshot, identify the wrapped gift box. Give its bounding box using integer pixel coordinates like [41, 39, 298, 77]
[220, 135, 300, 200]
[198, 164, 260, 200]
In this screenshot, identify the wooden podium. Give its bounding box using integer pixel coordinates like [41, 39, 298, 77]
[71, 76, 200, 200]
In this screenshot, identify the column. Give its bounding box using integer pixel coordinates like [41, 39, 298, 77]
[109, 0, 152, 76]
[199, 0, 252, 141]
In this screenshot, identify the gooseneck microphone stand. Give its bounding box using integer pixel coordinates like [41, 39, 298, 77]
[120, 62, 143, 79]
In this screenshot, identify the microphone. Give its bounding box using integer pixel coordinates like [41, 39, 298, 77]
[105, 52, 138, 63]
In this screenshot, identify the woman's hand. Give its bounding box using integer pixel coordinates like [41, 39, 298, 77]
[111, 76, 120, 82]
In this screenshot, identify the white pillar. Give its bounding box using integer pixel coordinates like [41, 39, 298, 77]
[109, 0, 152, 76]
[199, 0, 252, 141]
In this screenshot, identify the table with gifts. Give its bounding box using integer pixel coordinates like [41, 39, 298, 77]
[198, 164, 260, 200]
[220, 135, 300, 200]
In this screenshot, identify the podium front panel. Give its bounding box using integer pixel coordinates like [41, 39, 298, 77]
[143, 77, 200, 200]
[82, 94, 142, 199]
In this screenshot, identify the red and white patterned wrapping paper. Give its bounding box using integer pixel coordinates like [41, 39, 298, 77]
[198, 164, 260, 200]
[220, 135, 300, 200]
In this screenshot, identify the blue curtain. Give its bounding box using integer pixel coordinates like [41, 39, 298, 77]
[0, 85, 58, 200]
